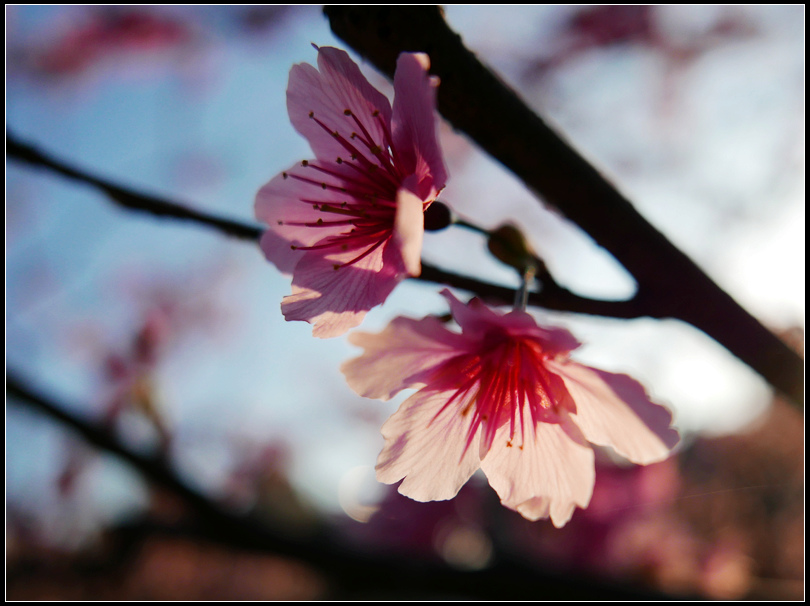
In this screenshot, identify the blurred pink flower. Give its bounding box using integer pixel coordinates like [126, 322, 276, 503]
[31, 9, 190, 78]
[255, 46, 447, 338]
[342, 289, 679, 527]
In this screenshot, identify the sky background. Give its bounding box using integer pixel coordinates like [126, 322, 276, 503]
[6, 5, 804, 545]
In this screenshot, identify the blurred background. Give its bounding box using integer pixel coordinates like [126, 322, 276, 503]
[6, 5, 804, 600]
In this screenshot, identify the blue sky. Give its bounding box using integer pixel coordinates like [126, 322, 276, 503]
[6, 6, 804, 540]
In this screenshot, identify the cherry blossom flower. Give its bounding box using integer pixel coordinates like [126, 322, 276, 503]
[255, 46, 447, 337]
[341, 289, 679, 527]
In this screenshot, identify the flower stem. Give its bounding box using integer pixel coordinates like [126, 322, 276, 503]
[514, 264, 537, 311]
[452, 216, 490, 236]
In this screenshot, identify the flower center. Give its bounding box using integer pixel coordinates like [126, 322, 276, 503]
[430, 331, 569, 456]
[279, 108, 420, 270]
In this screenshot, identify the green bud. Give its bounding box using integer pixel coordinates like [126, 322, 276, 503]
[487, 223, 543, 273]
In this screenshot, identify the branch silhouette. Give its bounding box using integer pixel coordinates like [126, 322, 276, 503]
[323, 5, 803, 407]
[4, 9, 799, 600]
[6, 132, 646, 318]
[7, 133, 264, 242]
[6, 370, 689, 600]
[7, 127, 801, 405]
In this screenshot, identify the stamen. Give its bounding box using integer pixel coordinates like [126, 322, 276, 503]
[292, 229, 388, 253]
[277, 218, 359, 228]
[347, 110, 384, 162]
[347, 116, 400, 179]
[309, 115, 394, 185]
[295, 198, 392, 222]
[334, 236, 388, 269]
[305, 162, 389, 199]
[309, 113, 402, 186]
[430, 374, 479, 425]
[317, 203, 391, 220]
[288, 172, 380, 199]
[373, 111, 405, 179]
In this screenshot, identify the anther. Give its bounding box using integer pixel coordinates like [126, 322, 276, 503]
[372, 109, 380, 117]
[308, 111, 314, 118]
[317, 218, 323, 225]
[301, 160, 309, 167]
[343, 109, 352, 115]
[277, 220, 283, 225]
[290, 245, 297, 250]
[282, 172, 288, 179]
[333, 264, 340, 271]
[321, 183, 327, 189]
[336, 157, 343, 164]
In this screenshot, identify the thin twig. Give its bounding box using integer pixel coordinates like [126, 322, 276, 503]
[6, 131, 644, 319]
[7, 133, 263, 241]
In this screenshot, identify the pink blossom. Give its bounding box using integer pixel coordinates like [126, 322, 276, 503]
[255, 46, 447, 338]
[341, 289, 679, 527]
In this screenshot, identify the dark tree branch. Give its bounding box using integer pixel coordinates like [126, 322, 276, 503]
[7, 133, 264, 242]
[7, 126, 802, 404]
[323, 6, 803, 406]
[6, 131, 646, 319]
[6, 370, 691, 600]
[419, 263, 646, 318]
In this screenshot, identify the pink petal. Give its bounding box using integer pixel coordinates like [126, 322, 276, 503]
[503, 311, 582, 354]
[546, 360, 680, 465]
[376, 388, 482, 502]
[281, 236, 405, 338]
[439, 289, 506, 335]
[439, 290, 582, 355]
[342, 316, 471, 401]
[391, 53, 447, 200]
[440, 289, 538, 341]
[255, 162, 357, 274]
[480, 415, 595, 527]
[287, 47, 392, 164]
[438, 290, 581, 354]
[393, 183, 425, 277]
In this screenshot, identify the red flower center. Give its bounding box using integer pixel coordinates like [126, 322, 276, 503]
[430, 330, 573, 456]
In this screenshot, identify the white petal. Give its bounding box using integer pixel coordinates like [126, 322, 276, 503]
[547, 360, 680, 465]
[376, 388, 482, 502]
[480, 415, 594, 528]
[393, 185, 425, 277]
[342, 316, 469, 401]
[281, 238, 402, 338]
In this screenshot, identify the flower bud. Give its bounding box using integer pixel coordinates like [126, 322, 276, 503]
[487, 223, 541, 272]
[424, 200, 453, 232]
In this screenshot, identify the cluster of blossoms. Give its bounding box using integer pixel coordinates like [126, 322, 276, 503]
[255, 46, 678, 526]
